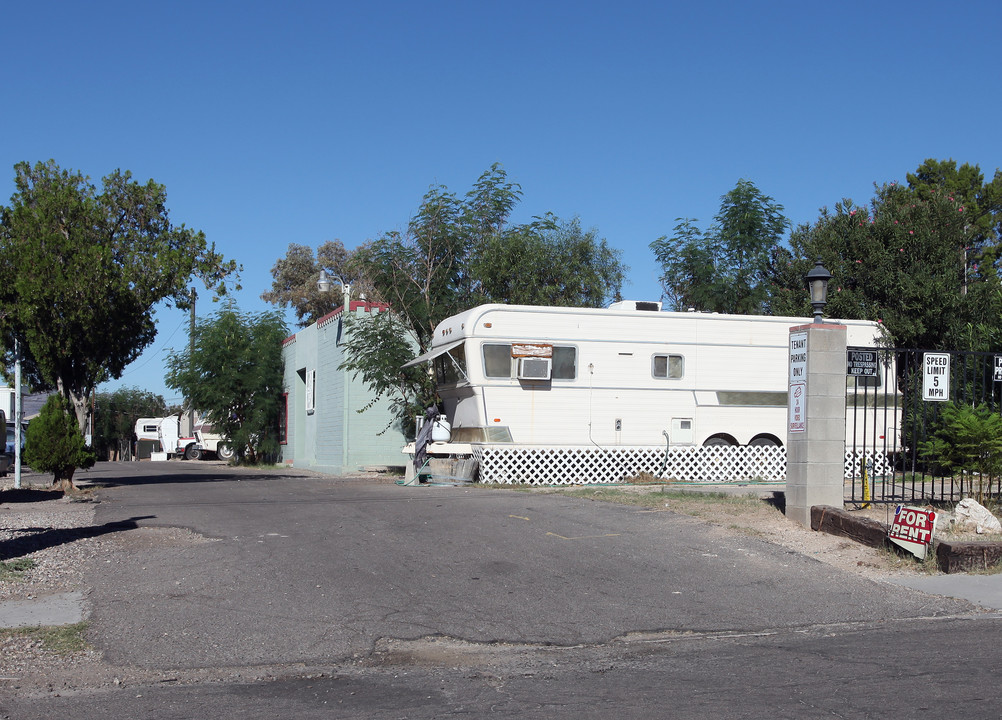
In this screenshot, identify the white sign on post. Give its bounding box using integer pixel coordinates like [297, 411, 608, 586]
[789, 331, 807, 433]
[922, 353, 950, 402]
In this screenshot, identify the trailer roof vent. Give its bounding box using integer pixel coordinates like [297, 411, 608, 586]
[607, 300, 663, 312]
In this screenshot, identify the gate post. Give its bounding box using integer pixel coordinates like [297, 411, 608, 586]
[786, 323, 847, 527]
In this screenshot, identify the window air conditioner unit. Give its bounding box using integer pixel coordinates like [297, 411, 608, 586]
[517, 356, 552, 380]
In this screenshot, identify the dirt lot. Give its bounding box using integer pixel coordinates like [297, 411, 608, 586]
[540, 483, 999, 579]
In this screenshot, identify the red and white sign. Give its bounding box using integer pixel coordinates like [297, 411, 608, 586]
[888, 505, 938, 559]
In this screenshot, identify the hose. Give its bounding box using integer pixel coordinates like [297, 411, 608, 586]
[656, 430, 670, 478]
[397, 458, 430, 486]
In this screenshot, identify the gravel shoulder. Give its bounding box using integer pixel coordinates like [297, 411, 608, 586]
[0, 472, 981, 697]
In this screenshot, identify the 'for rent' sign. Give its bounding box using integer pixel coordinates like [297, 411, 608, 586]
[888, 505, 938, 559]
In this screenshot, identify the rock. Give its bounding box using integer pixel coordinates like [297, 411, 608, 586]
[955, 498, 1002, 534]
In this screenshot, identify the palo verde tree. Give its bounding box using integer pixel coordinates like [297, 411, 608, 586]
[165, 302, 287, 463]
[334, 164, 626, 428]
[651, 179, 789, 313]
[0, 160, 239, 434]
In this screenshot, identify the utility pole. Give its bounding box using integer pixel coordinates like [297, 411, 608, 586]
[13, 338, 22, 489]
[188, 287, 196, 435]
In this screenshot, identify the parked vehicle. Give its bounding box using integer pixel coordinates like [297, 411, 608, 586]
[403, 302, 890, 459]
[5, 421, 26, 468]
[134, 415, 231, 460]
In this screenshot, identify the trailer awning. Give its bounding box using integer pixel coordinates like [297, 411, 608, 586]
[401, 339, 465, 368]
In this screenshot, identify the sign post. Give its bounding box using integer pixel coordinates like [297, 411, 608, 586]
[786, 323, 847, 527]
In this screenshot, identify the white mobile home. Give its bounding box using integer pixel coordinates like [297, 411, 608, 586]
[405, 302, 886, 463]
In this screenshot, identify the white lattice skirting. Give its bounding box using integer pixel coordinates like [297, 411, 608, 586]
[469, 445, 895, 486]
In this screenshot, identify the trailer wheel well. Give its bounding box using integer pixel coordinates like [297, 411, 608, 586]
[748, 434, 782, 448]
[703, 434, 738, 447]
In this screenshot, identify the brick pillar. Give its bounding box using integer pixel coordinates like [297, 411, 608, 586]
[786, 323, 847, 527]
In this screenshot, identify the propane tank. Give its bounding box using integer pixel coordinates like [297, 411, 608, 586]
[431, 416, 452, 443]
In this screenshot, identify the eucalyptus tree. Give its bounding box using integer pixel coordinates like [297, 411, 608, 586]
[261, 239, 363, 327]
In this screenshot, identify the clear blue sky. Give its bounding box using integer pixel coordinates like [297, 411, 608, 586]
[3, 0, 999, 404]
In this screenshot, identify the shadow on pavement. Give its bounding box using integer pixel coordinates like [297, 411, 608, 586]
[0, 515, 156, 561]
[0, 488, 65, 504]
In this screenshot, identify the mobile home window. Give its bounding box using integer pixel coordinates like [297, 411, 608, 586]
[552, 346, 577, 379]
[653, 354, 684, 379]
[434, 344, 467, 384]
[482, 343, 576, 379]
[483, 344, 513, 378]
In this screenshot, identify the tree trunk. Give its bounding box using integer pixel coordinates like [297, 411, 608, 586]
[56, 378, 91, 436]
[52, 466, 76, 491]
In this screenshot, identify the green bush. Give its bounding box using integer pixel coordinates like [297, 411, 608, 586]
[919, 402, 1002, 502]
[24, 395, 95, 489]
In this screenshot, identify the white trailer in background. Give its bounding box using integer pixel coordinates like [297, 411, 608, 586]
[134, 415, 233, 460]
[403, 302, 891, 482]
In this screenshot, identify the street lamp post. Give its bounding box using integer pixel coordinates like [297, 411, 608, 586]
[317, 270, 350, 306]
[317, 270, 352, 472]
[805, 257, 832, 324]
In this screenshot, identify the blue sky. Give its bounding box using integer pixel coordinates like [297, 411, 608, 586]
[3, 0, 1000, 404]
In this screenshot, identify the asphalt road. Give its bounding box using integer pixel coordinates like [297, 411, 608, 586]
[6, 461, 1002, 718]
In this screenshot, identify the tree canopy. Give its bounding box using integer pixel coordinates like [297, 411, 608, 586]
[269, 164, 627, 426]
[93, 386, 167, 460]
[651, 179, 788, 313]
[261, 239, 369, 328]
[768, 159, 1002, 350]
[0, 160, 239, 431]
[165, 302, 287, 463]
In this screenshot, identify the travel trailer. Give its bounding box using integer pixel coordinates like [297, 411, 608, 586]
[403, 302, 890, 462]
[134, 415, 232, 460]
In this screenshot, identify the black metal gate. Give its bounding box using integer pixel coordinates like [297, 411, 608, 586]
[847, 347, 1002, 505]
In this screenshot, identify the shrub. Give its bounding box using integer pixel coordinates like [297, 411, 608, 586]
[919, 402, 1002, 502]
[24, 395, 95, 489]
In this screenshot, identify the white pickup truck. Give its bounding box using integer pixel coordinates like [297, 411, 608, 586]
[134, 416, 234, 461]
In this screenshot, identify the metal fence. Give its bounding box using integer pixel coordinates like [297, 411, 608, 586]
[846, 347, 1002, 505]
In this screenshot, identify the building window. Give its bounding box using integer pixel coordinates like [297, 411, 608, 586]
[306, 369, 316, 414]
